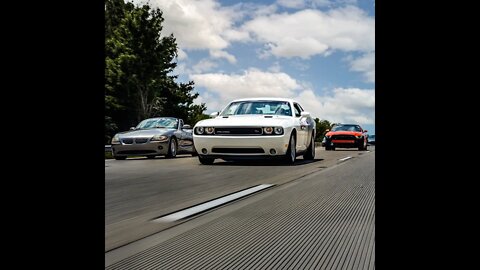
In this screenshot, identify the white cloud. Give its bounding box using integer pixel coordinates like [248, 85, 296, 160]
[177, 48, 188, 60]
[145, 0, 249, 51]
[192, 69, 374, 125]
[349, 52, 375, 83]
[192, 59, 218, 73]
[277, 0, 306, 9]
[209, 50, 237, 64]
[242, 6, 374, 59]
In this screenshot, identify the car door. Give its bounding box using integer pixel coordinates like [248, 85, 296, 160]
[293, 102, 308, 151]
[177, 119, 194, 153]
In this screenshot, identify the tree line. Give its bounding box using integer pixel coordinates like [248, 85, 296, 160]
[105, 0, 207, 143]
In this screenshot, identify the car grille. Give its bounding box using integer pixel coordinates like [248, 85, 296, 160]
[135, 138, 148, 144]
[211, 147, 265, 154]
[331, 135, 356, 140]
[122, 138, 134, 144]
[214, 127, 263, 136]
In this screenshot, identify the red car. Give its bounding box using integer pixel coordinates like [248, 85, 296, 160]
[323, 124, 368, 151]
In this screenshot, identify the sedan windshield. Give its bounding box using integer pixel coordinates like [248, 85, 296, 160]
[220, 101, 292, 116]
[136, 118, 178, 129]
[332, 125, 362, 132]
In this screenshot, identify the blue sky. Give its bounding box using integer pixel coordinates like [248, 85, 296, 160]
[133, 0, 375, 134]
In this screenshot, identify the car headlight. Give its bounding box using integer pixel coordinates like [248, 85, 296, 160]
[151, 135, 169, 142]
[355, 135, 363, 139]
[263, 127, 273, 134]
[195, 127, 205, 135]
[274, 127, 283, 135]
[111, 134, 120, 144]
[205, 127, 215, 135]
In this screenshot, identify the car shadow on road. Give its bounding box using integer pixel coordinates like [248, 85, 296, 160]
[211, 158, 324, 167]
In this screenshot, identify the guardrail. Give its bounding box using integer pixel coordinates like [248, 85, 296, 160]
[105, 145, 112, 152]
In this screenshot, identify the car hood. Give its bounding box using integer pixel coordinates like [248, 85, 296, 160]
[196, 115, 292, 127]
[326, 131, 364, 137]
[117, 128, 172, 138]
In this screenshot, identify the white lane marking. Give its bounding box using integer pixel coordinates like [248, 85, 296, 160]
[153, 184, 274, 223]
[338, 156, 353, 161]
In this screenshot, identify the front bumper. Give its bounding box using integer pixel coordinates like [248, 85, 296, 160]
[324, 138, 364, 148]
[193, 134, 291, 158]
[111, 141, 170, 156]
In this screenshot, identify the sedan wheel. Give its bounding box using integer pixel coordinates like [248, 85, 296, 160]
[284, 134, 296, 164]
[198, 155, 215, 165]
[166, 138, 177, 158]
[303, 135, 315, 160]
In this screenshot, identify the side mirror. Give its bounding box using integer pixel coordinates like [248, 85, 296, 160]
[183, 124, 192, 129]
[364, 130, 368, 133]
[300, 111, 310, 117]
[130, 127, 136, 130]
[210, 111, 219, 118]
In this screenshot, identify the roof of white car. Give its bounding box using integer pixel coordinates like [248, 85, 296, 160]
[230, 97, 298, 103]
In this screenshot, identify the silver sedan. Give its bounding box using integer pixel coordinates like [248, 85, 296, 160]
[111, 117, 197, 160]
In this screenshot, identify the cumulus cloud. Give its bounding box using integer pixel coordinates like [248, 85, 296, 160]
[143, 0, 249, 51]
[209, 50, 237, 64]
[242, 6, 374, 59]
[277, 0, 306, 9]
[192, 69, 374, 125]
[349, 52, 375, 83]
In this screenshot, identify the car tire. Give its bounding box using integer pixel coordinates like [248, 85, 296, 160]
[303, 135, 315, 160]
[191, 145, 198, 156]
[325, 146, 331, 151]
[284, 133, 296, 164]
[114, 156, 126, 160]
[198, 155, 214, 165]
[166, 137, 177, 158]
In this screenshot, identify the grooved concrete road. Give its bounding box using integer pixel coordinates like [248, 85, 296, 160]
[106, 146, 375, 269]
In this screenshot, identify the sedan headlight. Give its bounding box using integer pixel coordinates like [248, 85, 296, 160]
[195, 127, 205, 135]
[355, 135, 363, 139]
[111, 134, 120, 144]
[151, 135, 169, 142]
[263, 127, 273, 134]
[274, 127, 283, 135]
[205, 127, 215, 135]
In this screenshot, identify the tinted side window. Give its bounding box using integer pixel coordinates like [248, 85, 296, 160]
[293, 103, 302, 117]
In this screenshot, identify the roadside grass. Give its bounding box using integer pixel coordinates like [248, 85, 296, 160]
[105, 151, 113, 159]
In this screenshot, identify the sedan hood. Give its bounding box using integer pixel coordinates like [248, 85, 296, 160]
[196, 115, 292, 127]
[326, 131, 363, 137]
[117, 128, 172, 138]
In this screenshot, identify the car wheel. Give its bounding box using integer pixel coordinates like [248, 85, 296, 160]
[303, 135, 315, 160]
[114, 156, 126, 160]
[166, 137, 177, 158]
[191, 145, 198, 156]
[325, 146, 331, 151]
[284, 133, 296, 164]
[146, 155, 156, 159]
[198, 155, 215, 165]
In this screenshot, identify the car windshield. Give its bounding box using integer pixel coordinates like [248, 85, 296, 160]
[331, 125, 362, 132]
[136, 118, 178, 129]
[220, 101, 292, 116]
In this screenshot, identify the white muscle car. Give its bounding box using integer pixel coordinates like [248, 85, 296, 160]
[193, 98, 316, 165]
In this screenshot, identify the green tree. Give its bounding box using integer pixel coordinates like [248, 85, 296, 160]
[105, 0, 206, 143]
[314, 118, 333, 142]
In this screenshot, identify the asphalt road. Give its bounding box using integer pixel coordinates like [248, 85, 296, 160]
[106, 146, 374, 256]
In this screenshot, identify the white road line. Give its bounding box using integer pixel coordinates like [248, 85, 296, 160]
[338, 156, 353, 161]
[153, 184, 274, 223]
